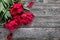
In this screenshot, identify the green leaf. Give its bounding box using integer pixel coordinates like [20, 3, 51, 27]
[2, 0, 8, 9]
[4, 11, 11, 19]
[0, 0, 2, 3]
[0, 11, 12, 26]
[24, 7, 30, 12]
[0, 0, 12, 26]
[4, 0, 8, 3]
[7, 0, 14, 6]
[14, 0, 21, 2]
[0, 11, 4, 19]
[0, 11, 6, 26]
[0, 2, 4, 12]
[21, 1, 25, 4]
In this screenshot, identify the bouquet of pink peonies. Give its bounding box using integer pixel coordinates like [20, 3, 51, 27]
[0, 0, 34, 40]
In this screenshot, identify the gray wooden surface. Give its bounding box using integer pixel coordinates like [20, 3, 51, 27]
[0, 0, 60, 40]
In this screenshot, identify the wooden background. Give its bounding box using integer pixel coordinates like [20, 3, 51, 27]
[0, 0, 60, 40]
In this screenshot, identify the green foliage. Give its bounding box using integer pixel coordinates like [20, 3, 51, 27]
[0, 0, 2, 2]
[21, 1, 25, 4]
[0, 2, 4, 12]
[2, 0, 8, 9]
[0, 0, 26, 26]
[0, 11, 6, 26]
[14, 0, 21, 3]
[0, 0, 13, 25]
[24, 7, 30, 12]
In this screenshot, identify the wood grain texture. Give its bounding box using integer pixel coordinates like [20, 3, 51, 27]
[0, 0, 60, 40]
[0, 28, 60, 40]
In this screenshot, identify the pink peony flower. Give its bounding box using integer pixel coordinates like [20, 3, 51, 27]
[10, 3, 24, 16]
[4, 19, 19, 32]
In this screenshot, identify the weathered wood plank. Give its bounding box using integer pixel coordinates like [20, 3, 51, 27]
[31, 4, 60, 16]
[25, 0, 60, 4]
[13, 38, 60, 40]
[47, 0, 60, 4]
[0, 28, 60, 40]
[12, 38, 60, 40]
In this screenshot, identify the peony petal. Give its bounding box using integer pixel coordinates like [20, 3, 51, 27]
[27, 2, 34, 8]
